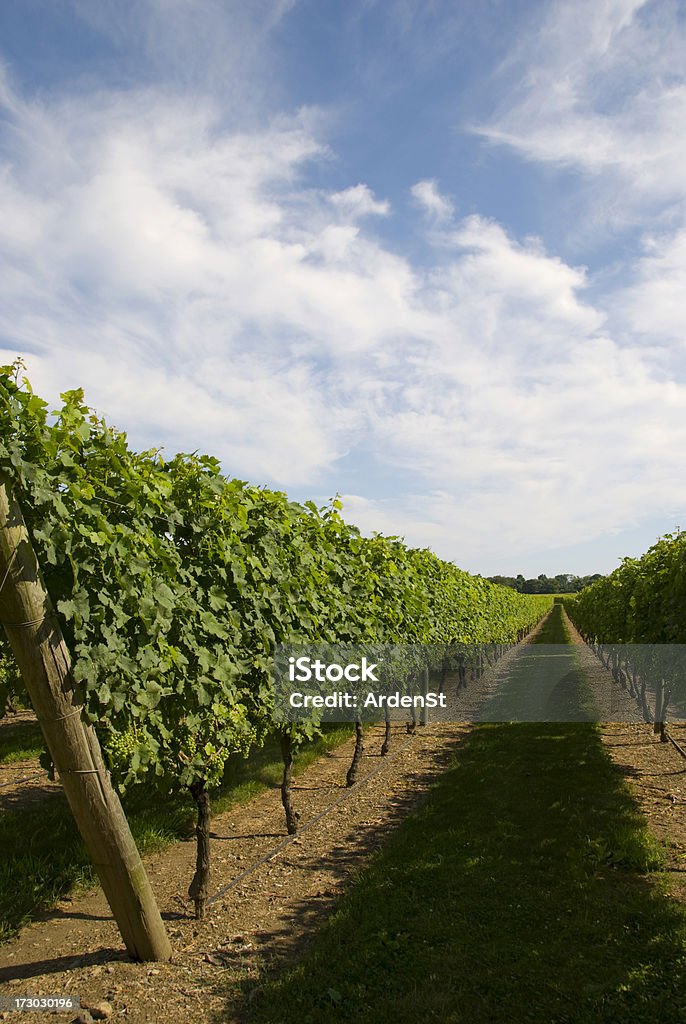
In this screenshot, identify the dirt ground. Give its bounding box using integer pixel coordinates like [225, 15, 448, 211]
[0, 711, 59, 813]
[2, 614, 686, 1023]
[0, 720, 474, 1023]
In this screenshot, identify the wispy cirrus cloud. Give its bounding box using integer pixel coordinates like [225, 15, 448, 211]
[68, 0, 298, 104]
[476, 0, 686, 215]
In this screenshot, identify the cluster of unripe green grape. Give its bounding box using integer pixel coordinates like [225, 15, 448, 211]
[103, 726, 138, 776]
[174, 729, 227, 787]
[101, 707, 263, 791]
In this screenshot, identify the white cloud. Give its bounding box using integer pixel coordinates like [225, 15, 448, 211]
[614, 227, 686, 345]
[340, 349, 686, 572]
[443, 216, 601, 337]
[329, 184, 390, 218]
[0, 75, 413, 482]
[410, 179, 454, 221]
[2, 9, 686, 571]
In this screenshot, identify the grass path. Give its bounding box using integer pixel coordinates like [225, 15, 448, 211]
[244, 608, 686, 1023]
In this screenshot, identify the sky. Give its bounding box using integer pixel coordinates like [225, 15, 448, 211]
[1, 0, 685, 578]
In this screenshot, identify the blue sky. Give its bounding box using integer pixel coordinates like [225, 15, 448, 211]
[1, 0, 685, 578]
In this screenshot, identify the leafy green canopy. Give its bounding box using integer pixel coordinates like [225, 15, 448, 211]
[0, 365, 549, 792]
[567, 532, 686, 644]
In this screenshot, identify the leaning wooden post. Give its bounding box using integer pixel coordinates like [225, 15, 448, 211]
[0, 474, 172, 962]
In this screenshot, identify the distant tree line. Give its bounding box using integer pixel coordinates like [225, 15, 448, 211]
[486, 573, 604, 594]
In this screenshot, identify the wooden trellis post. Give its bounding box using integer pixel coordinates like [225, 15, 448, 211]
[0, 473, 172, 962]
[419, 664, 430, 726]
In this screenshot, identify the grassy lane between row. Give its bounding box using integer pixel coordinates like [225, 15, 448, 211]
[243, 610, 686, 1024]
[477, 601, 595, 722]
[0, 725, 353, 944]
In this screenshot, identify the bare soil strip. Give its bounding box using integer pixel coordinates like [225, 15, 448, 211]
[0, 721, 473, 1023]
[0, 762, 58, 813]
[562, 607, 644, 722]
[0, 712, 57, 812]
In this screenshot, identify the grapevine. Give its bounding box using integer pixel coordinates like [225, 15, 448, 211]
[0, 361, 550, 916]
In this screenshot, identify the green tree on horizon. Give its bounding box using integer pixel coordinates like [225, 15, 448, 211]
[486, 572, 603, 594]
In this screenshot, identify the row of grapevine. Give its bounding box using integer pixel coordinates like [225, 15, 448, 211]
[0, 362, 550, 916]
[566, 532, 686, 735]
[566, 532, 686, 645]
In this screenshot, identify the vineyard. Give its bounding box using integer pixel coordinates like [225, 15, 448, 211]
[2, 363, 686, 1022]
[0, 365, 547, 931]
[567, 532, 686, 644]
[566, 535, 686, 744]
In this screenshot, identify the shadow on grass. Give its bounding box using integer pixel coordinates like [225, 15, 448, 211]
[236, 719, 686, 1024]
